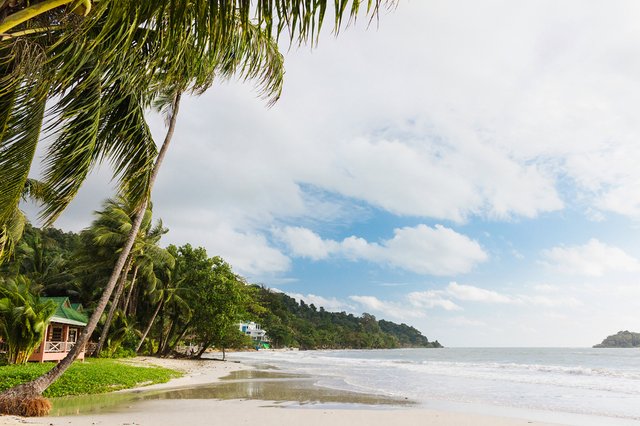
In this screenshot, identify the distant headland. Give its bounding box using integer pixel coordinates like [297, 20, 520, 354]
[593, 330, 640, 348]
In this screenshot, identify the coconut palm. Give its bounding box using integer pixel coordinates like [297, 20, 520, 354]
[0, 0, 388, 416]
[0, 0, 387, 240]
[0, 275, 56, 364]
[85, 197, 171, 356]
[0, 27, 284, 413]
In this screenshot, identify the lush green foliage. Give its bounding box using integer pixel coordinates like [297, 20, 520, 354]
[593, 330, 640, 348]
[378, 319, 441, 347]
[155, 244, 259, 357]
[0, 223, 82, 296]
[1, 220, 442, 361]
[0, 276, 56, 364]
[0, 358, 181, 397]
[255, 287, 442, 350]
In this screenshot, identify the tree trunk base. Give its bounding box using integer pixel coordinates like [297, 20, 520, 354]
[0, 384, 51, 416]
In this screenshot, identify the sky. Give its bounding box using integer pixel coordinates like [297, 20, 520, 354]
[26, 0, 640, 347]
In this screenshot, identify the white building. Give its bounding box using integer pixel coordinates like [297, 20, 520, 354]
[238, 321, 270, 343]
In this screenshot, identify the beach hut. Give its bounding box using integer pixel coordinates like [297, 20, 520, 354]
[29, 297, 89, 362]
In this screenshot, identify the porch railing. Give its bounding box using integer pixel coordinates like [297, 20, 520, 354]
[44, 341, 77, 353]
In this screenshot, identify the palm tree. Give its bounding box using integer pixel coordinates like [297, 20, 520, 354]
[122, 219, 173, 317]
[0, 275, 56, 364]
[85, 197, 171, 356]
[135, 248, 183, 353]
[0, 30, 283, 413]
[1, 1, 388, 240]
[0, 0, 388, 416]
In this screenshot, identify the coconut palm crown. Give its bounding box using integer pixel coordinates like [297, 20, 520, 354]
[0, 1, 388, 251]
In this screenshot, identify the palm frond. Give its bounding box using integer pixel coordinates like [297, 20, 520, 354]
[0, 208, 26, 264]
[0, 39, 48, 227]
[39, 63, 102, 223]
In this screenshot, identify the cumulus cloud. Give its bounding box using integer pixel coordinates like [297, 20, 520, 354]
[520, 295, 582, 308]
[275, 226, 338, 260]
[407, 290, 462, 311]
[276, 224, 488, 276]
[161, 215, 292, 277]
[541, 239, 640, 276]
[448, 317, 487, 327]
[349, 295, 427, 320]
[283, 291, 354, 312]
[445, 282, 515, 304]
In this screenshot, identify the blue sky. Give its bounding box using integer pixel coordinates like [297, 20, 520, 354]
[30, 0, 640, 346]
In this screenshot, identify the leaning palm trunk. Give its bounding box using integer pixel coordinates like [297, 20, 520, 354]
[0, 93, 182, 416]
[135, 297, 163, 353]
[95, 255, 133, 356]
[122, 264, 139, 315]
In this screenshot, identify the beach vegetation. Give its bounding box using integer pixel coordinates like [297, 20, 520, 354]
[255, 287, 442, 350]
[593, 330, 640, 348]
[0, 358, 181, 397]
[0, 276, 56, 364]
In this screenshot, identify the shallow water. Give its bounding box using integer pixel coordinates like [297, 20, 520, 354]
[227, 348, 640, 423]
[49, 369, 409, 416]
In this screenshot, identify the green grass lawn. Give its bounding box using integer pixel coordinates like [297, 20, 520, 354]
[0, 358, 182, 397]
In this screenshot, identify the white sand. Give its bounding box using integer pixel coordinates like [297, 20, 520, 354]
[0, 355, 564, 426]
[1, 399, 563, 426]
[117, 355, 251, 391]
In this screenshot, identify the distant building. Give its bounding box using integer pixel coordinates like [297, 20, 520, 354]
[238, 321, 270, 347]
[29, 297, 88, 362]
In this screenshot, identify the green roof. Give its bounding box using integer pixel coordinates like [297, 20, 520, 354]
[41, 297, 88, 327]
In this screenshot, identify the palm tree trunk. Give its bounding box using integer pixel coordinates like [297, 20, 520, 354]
[135, 298, 163, 353]
[0, 92, 182, 414]
[156, 301, 165, 356]
[122, 264, 138, 314]
[161, 316, 178, 356]
[129, 281, 140, 316]
[95, 255, 133, 356]
[169, 321, 191, 354]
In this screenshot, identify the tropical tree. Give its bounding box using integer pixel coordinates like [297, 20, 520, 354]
[135, 253, 185, 354]
[0, 275, 56, 364]
[82, 197, 171, 356]
[0, 0, 388, 416]
[185, 256, 257, 357]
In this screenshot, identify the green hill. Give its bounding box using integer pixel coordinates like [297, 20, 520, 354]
[593, 330, 640, 348]
[255, 286, 442, 350]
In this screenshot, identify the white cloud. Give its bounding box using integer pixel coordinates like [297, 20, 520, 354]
[300, 136, 563, 222]
[285, 291, 354, 312]
[349, 295, 427, 320]
[162, 215, 291, 278]
[275, 226, 338, 260]
[520, 295, 582, 308]
[276, 224, 488, 276]
[448, 317, 487, 327]
[541, 239, 640, 276]
[407, 291, 462, 311]
[445, 282, 515, 304]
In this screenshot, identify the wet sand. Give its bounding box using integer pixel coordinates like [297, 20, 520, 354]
[0, 355, 564, 426]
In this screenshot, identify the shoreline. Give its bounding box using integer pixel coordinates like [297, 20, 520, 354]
[0, 354, 590, 426]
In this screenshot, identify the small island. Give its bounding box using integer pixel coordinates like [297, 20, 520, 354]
[593, 330, 640, 348]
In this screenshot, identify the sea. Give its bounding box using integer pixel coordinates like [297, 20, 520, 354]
[226, 347, 640, 425]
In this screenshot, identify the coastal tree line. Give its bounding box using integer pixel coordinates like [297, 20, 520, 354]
[1, 206, 440, 362]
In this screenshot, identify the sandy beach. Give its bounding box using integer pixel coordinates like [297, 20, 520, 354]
[0, 355, 569, 426]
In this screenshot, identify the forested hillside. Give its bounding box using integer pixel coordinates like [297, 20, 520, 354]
[1, 218, 442, 364]
[255, 287, 442, 350]
[594, 331, 640, 348]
